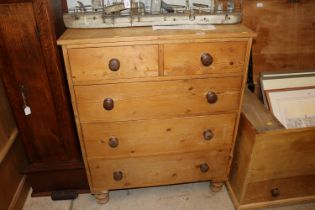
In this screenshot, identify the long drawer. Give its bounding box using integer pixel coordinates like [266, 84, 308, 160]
[75, 76, 242, 122]
[164, 41, 247, 76]
[82, 113, 237, 158]
[243, 174, 315, 204]
[88, 149, 230, 190]
[68, 45, 159, 82]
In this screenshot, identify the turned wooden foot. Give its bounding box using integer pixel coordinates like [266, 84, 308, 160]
[94, 191, 109, 204]
[210, 181, 224, 192]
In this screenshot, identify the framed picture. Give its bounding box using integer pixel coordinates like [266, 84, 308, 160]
[265, 86, 315, 129]
[259, 70, 315, 108]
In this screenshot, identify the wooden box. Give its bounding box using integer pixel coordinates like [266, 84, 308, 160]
[227, 89, 315, 209]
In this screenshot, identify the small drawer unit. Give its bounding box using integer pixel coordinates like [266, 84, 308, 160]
[68, 45, 159, 82]
[58, 25, 255, 204]
[227, 89, 315, 210]
[163, 41, 247, 76]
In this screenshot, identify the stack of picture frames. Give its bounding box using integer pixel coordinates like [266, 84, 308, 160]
[260, 70, 315, 129]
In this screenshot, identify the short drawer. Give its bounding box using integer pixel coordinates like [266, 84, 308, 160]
[68, 45, 159, 82]
[75, 76, 242, 122]
[82, 113, 237, 158]
[243, 174, 315, 204]
[88, 149, 229, 190]
[164, 41, 247, 76]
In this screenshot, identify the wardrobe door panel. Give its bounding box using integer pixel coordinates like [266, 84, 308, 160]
[0, 3, 72, 162]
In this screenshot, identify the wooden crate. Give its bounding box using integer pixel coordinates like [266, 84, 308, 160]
[227, 89, 315, 210]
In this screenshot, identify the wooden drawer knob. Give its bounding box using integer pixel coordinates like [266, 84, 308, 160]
[108, 137, 119, 148]
[113, 171, 123, 181]
[200, 163, 209, 173]
[108, 58, 120, 71]
[206, 92, 218, 104]
[201, 53, 213, 66]
[103, 98, 114, 110]
[270, 188, 280, 197]
[203, 129, 214, 140]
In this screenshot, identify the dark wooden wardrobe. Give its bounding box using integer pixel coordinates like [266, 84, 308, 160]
[0, 0, 89, 196]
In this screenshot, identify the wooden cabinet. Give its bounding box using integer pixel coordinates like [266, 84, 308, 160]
[0, 0, 89, 196]
[0, 77, 29, 210]
[227, 89, 315, 209]
[58, 25, 255, 203]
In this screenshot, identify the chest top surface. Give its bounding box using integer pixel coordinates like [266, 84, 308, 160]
[57, 24, 256, 45]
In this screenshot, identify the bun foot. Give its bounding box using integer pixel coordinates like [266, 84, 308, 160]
[94, 191, 109, 204]
[210, 181, 224, 192]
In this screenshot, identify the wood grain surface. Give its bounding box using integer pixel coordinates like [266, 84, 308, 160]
[249, 128, 315, 183]
[57, 24, 256, 45]
[82, 113, 236, 158]
[227, 89, 315, 209]
[0, 140, 28, 210]
[59, 25, 255, 195]
[0, 80, 16, 161]
[244, 174, 315, 204]
[0, 73, 28, 210]
[75, 77, 242, 122]
[0, 3, 69, 162]
[0, 1, 89, 195]
[229, 112, 257, 203]
[89, 149, 230, 191]
[164, 41, 246, 76]
[243, 0, 315, 84]
[241, 89, 284, 132]
[68, 45, 159, 82]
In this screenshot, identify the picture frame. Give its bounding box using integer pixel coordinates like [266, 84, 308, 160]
[265, 86, 315, 129]
[259, 70, 315, 109]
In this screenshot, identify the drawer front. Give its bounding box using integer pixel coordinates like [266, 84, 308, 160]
[164, 42, 247, 76]
[75, 77, 242, 122]
[88, 150, 229, 190]
[243, 174, 315, 204]
[82, 113, 237, 158]
[68, 45, 159, 82]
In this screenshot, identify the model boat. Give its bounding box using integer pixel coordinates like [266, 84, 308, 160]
[63, 0, 242, 28]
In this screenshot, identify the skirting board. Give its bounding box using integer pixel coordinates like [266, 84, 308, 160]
[8, 176, 30, 210]
[226, 182, 315, 210]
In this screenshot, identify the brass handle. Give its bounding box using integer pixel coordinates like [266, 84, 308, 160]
[113, 171, 123, 181]
[108, 137, 119, 148]
[103, 98, 114, 110]
[270, 188, 280, 197]
[200, 163, 209, 173]
[201, 53, 213, 66]
[206, 92, 218, 104]
[203, 129, 214, 141]
[108, 58, 120, 71]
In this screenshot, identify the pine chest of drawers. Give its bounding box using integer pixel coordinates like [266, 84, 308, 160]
[58, 25, 256, 203]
